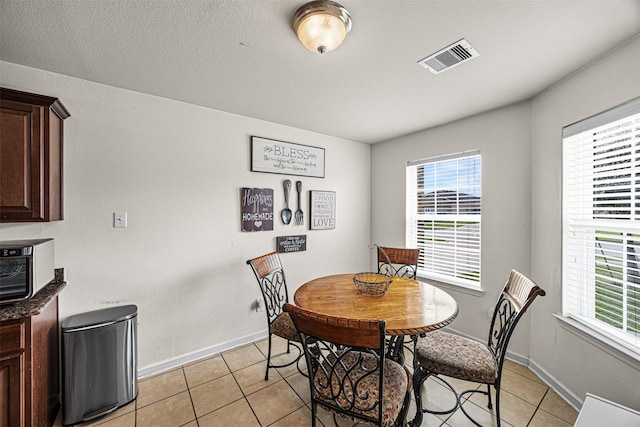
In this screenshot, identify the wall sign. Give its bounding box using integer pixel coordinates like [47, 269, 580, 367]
[277, 235, 307, 253]
[241, 187, 274, 232]
[310, 190, 336, 230]
[251, 136, 325, 178]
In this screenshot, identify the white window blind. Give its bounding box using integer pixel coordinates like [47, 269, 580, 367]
[406, 151, 481, 288]
[563, 97, 640, 353]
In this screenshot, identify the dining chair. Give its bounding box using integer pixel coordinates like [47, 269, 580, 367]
[246, 252, 302, 380]
[411, 270, 545, 427]
[377, 246, 420, 279]
[376, 246, 421, 363]
[284, 303, 412, 427]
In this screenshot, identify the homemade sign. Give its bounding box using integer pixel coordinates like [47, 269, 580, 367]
[310, 190, 336, 230]
[251, 136, 325, 178]
[276, 235, 307, 253]
[241, 187, 274, 232]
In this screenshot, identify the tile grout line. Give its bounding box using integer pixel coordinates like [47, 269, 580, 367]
[187, 347, 264, 425]
[251, 341, 315, 426]
[526, 387, 549, 426]
[228, 342, 270, 426]
[181, 365, 200, 427]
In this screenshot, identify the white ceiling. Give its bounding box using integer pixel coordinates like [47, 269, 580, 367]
[1, 0, 639, 144]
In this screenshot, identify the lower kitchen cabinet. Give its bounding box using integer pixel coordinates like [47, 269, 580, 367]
[0, 295, 60, 427]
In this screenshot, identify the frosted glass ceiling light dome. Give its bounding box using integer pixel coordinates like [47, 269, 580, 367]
[292, 1, 352, 54]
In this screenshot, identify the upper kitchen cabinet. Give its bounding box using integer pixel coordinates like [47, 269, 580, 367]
[0, 88, 70, 222]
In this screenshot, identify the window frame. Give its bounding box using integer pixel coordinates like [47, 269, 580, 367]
[562, 96, 640, 356]
[406, 150, 482, 289]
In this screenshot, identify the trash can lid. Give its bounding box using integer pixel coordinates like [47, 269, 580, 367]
[62, 304, 137, 332]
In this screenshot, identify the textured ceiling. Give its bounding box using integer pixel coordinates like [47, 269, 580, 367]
[1, 0, 639, 144]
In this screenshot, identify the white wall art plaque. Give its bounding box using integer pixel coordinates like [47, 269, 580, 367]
[241, 187, 274, 232]
[310, 190, 336, 230]
[251, 136, 325, 178]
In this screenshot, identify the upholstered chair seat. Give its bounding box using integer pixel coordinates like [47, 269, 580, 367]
[314, 352, 408, 426]
[269, 311, 300, 343]
[413, 330, 498, 384]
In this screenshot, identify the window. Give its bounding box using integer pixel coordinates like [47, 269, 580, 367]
[406, 151, 481, 288]
[563, 97, 640, 353]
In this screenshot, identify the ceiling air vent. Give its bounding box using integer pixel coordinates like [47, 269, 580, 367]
[418, 38, 479, 74]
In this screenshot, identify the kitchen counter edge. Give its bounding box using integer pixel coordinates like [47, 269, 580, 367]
[0, 280, 67, 322]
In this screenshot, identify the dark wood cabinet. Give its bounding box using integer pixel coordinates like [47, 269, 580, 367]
[0, 88, 70, 222]
[0, 323, 24, 427]
[0, 296, 59, 427]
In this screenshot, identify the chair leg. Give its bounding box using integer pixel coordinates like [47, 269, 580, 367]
[265, 335, 306, 380]
[495, 384, 501, 427]
[487, 383, 493, 409]
[265, 333, 273, 381]
[311, 401, 317, 427]
[396, 375, 412, 427]
[410, 365, 429, 427]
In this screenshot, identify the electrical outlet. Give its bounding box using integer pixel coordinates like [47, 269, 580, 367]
[255, 298, 265, 312]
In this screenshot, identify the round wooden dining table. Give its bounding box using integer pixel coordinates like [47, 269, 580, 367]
[294, 273, 458, 427]
[293, 273, 459, 336]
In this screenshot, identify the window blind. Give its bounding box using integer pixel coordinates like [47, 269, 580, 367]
[406, 151, 481, 288]
[563, 97, 640, 353]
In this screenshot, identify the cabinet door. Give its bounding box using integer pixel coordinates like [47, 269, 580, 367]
[0, 320, 26, 427]
[0, 99, 45, 221]
[0, 88, 69, 223]
[0, 353, 24, 427]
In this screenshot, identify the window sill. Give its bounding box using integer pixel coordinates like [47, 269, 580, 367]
[417, 274, 485, 297]
[554, 314, 640, 371]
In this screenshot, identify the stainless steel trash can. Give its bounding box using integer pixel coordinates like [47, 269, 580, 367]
[61, 305, 138, 426]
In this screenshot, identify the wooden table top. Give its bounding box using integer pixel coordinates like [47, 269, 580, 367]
[294, 273, 459, 336]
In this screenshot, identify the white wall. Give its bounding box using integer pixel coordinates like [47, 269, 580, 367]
[371, 36, 640, 411]
[0, 61, 371, 373]
[529, 37, 640, 410]
[371, 101, 534, 356]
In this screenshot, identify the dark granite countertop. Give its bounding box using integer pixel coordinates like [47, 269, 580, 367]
[0, 280, 66, 322]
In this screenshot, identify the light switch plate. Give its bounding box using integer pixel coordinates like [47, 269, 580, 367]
[114, 212, 128, 228]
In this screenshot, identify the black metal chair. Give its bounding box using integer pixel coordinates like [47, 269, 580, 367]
[246, 252, 302, 380]
[284, 303, 412, 427]
[377, 246, 420, 279]
[411, 270, 546, 427]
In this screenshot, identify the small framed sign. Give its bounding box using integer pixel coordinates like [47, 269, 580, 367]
[241, 187, 274, 232]
[310, 190, 336, 230]
[251, 136, 325, 178]
[277, 235, 307, 253]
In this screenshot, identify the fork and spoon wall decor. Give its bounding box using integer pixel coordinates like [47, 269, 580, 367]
[281, 180, 304, 225]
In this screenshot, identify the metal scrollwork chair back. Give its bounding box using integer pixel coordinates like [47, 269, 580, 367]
[246, 252, 302, 380]
[284, 303, 412, 427]
[411, 270, 545, 427]
[377, 246, 420, 279]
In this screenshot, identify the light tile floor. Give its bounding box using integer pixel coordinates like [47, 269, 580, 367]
[55, 336, 578, 427]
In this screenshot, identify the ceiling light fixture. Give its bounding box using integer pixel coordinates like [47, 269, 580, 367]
[292, 0, 352, 54]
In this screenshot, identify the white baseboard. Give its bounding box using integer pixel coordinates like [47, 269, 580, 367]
[137, 330, 268, 379]
[527, 358, 583, 411]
